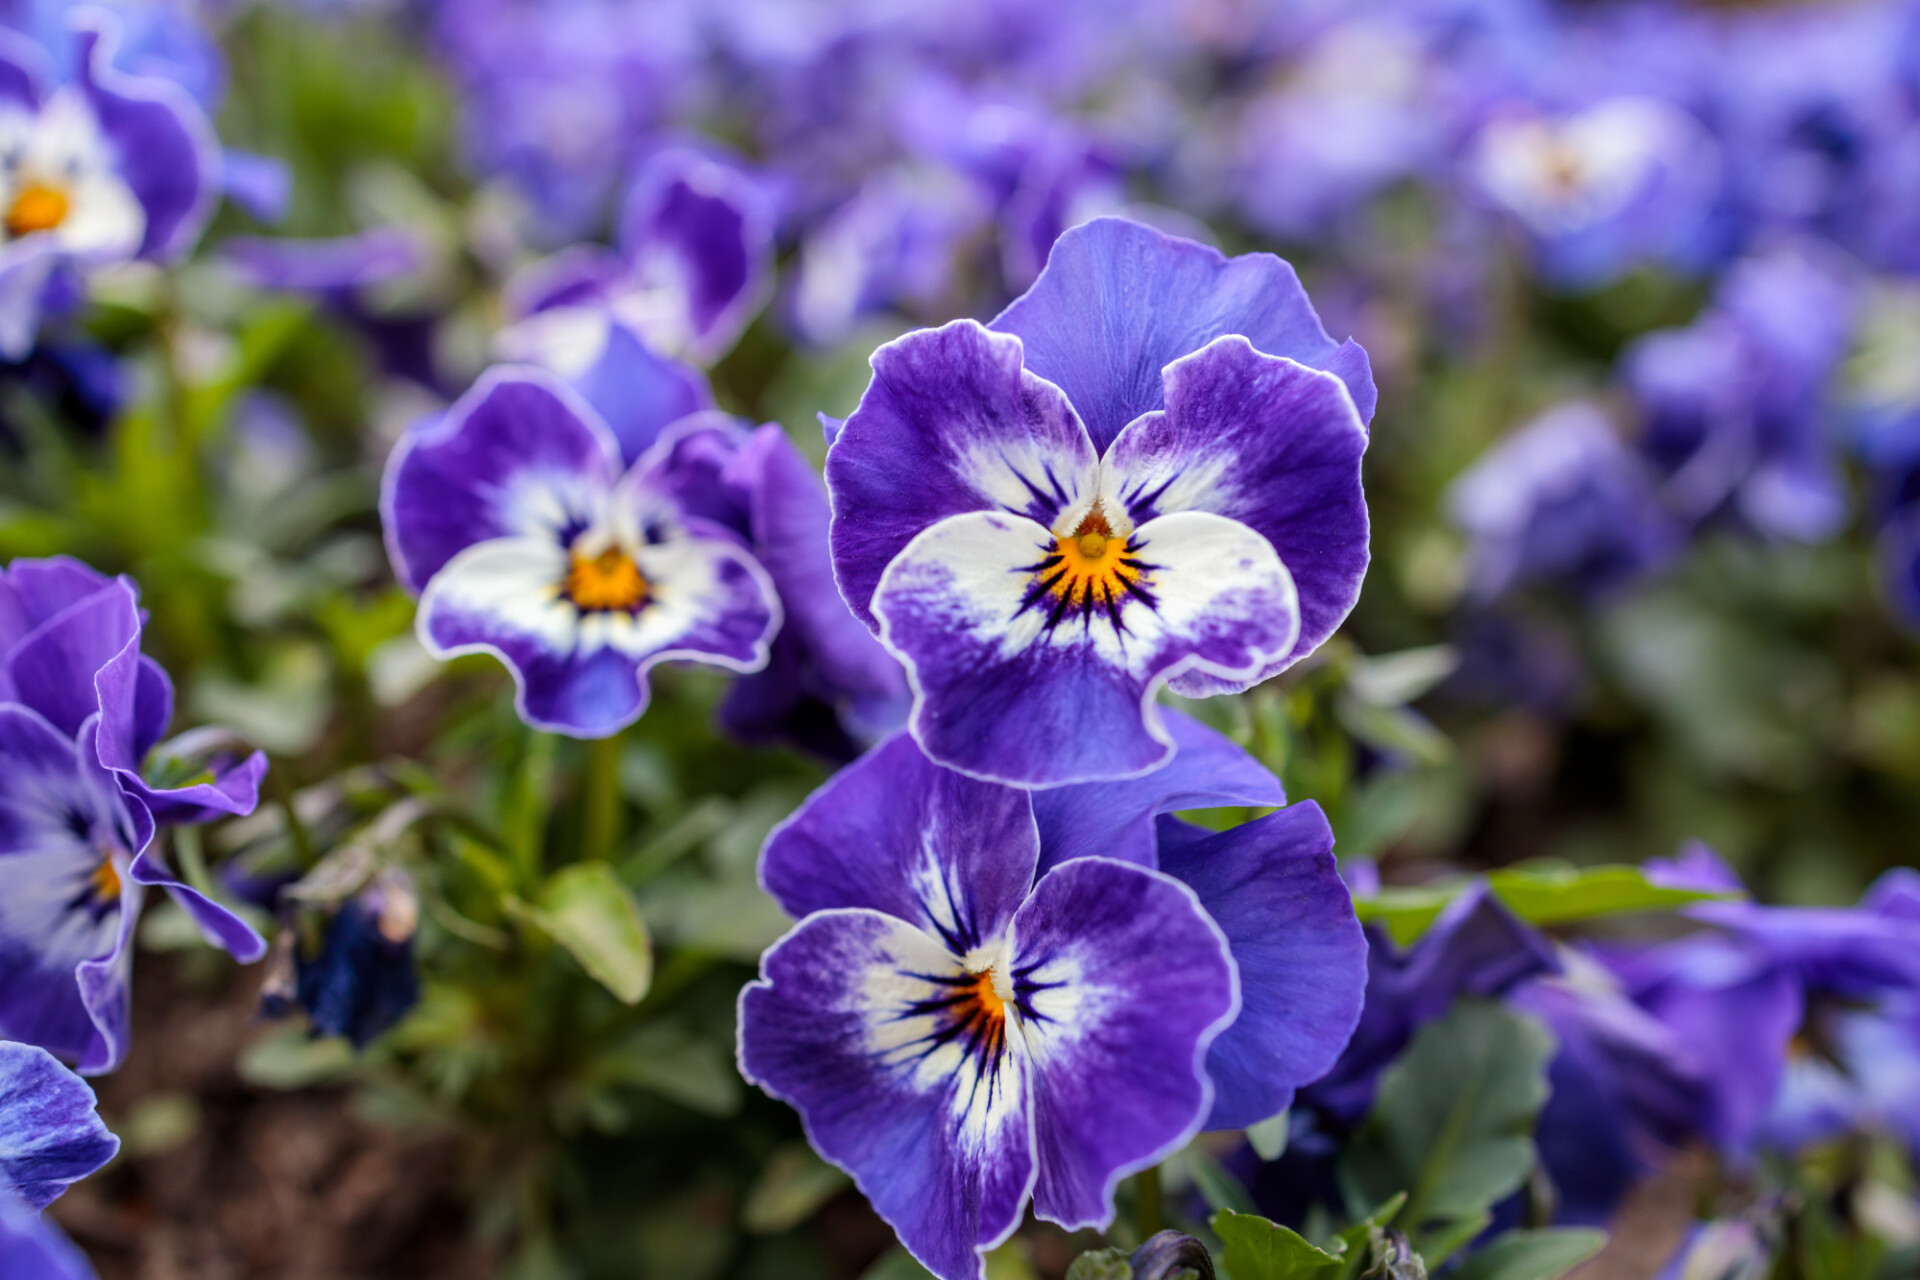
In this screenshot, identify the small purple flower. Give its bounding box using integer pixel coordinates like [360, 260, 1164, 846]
[502, 146, 773, 373]
[0, 557, 265, 1073]
[739, 717, 1365, 1280]
[1448, 403, 1683, 602]
[381, 367, 782, 739]
[1624, 244, 1858, 542]
[1469, 94, 1721, 288]
[292, 870, 421, 1050]
[0, 12, 218, 356]
[649, 415, 908, 760]
[826, 217, 1373, 787]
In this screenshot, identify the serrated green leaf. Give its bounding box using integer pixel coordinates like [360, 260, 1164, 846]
[507, 862, 653, 1003]
[1354, 863, 1733, 946]
[1213, 1209, 1343, 1280]
[1338, 1001, 1555, 1248]
[1449, 1229, 1607, 1280]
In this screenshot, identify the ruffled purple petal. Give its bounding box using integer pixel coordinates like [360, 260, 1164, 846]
[725, 425, 909, 751]
[738, 909, 1034, 1280]
[1106, 337, 1369, 678]
[75, 17, 218, 260]
[0, 557, 110, 657]
[827, 320, 1097, 628]
[0, 1042, 118, 1209]
[759, 733, 1039, 954]
[1030, 708, 1282, 875]
[872, 508, 1298, 787]
[221, 228, 427, 292]
[1155, 803, 1367, 1130]
[571, 322, 714, 466]
[0, 1190, 97, 1280]
[380, 368, 624, 592]
[990, 217, 1376, 453]
[619, 147, 773, 364]
[0, 29, 48, 112]
[1013, 857, 1238, 1230]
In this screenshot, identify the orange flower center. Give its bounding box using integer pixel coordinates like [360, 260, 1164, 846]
[563, 546, 649, 612]
[969, 968, 1007, 1023]
[89, 854, 121, 905]
[1047, 506, 1145, 607]
[7, 183, 69, 237]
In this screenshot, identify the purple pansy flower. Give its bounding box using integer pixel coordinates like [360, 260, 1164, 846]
[649, 415, 909, 760]
[1448, 403, 1683, 602]
[826, 216, 1373, 787]
[0, 12, 217, 356]
[739, 716, 1366, 1280]
[0, 1039, 117, 1210]
[500, 146, 773, 374]
[1608, 849, 1920, 1162]
[1469, 94, 1721, 288]
[381, 367, 783, 739]
[0, 558, 265, 1074]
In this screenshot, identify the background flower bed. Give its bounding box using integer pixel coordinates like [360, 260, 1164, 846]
[1, 0, 1918, 1276]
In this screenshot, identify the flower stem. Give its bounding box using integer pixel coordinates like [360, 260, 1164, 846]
[581, 733, 623, 862]
[1133, 1163, 1164, 1242]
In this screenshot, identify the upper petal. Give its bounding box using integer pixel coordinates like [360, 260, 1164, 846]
[3, 575, 139, 740]
[1105, 337, 1369, 676]
[75, 15, 217, 260]
[827, 320, 1097, 628]
[1030, 708, 1283, 876]
[381, 368, 623, 593]
[618, 147, 774, 364]
[872, 508, 1300, 786]
[0, 1041, 119, 1210]
[738, 909, 1034, 1280]
[759, 733, 1039, 954]
[1155, 802, 1368, 1130]
[1010, 857, 1238, 1230]
[990, 217, 1376, 452]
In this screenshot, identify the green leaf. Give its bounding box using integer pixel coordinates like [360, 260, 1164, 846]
[1449, 1230, 1607, 1280]
[1212, 1209, 1344, 1280]
[741, 1144, 851, 1234]
[1248, 1110, 1291, 1162]
[1187, 1148, 1259, 1216]
[1064, 1249, 1134, 1280]
[1338, 1001, 1555, 1247]
[507, 863, 653, 1003]
[1353, 863, 1733, 946]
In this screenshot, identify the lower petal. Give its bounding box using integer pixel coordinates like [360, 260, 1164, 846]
[738, 910, 1034, 1280]
[1009, 857, 1238, 1230]
[0, 1041, 118, 1209]
[0, 1189, 96, 1280]
[873, 509, 1298, 785]
[1155, 803, 1368, 1130]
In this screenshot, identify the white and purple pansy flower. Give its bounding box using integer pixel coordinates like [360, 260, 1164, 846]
[0, 559, 266, 1075]
[381, 367, 783, 739]
[0, 12, 217, 357]
[738, 712, 1366, 1280]
[826, 216, 1373, 787]
[496, 146, 773, 447]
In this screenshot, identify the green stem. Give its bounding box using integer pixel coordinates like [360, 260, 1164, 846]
[505, 731, 557, 889]
[270, 760, 318, 870]
[581, 733, 623, 862]
[1133, 1163, 1164, 1242]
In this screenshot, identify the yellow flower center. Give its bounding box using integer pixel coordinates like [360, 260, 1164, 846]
[969, 968, 1007, 1023]
[7, 183, 69, 237]
[1048, 507, 1145, 608]
[90, 854, 121, 905]
[563, 546, 649, 612]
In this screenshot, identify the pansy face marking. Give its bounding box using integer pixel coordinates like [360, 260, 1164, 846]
[0, 92, 143, 255]
[1019, 500, 1160, 635]
[561, 541, 649, 613]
